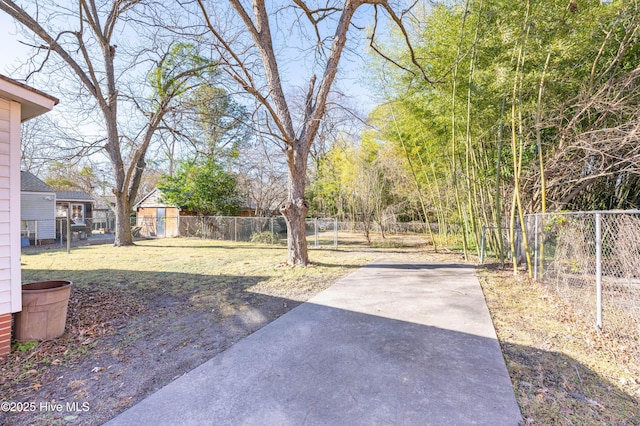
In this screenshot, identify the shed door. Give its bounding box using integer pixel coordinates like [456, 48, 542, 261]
[156, 208, 165, 237]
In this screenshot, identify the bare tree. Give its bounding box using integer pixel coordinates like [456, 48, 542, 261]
[350, 161, 380, 244]
[152, 83, 251, 174]
[193, 0, 423, 265]
[20, 115, 59, 175]
[0, 0, 214, 246]
[236, 139, 288, 216]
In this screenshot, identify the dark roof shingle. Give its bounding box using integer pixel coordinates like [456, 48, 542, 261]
[55, 190, 94, 202]
[21, 171, 54, 193]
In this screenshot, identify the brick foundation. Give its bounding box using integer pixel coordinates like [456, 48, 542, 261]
[0, 313, 11, 356]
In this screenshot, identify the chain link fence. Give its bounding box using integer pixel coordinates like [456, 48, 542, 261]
[336, 221, 430, 234]
[133, 216, 437, 248]
[479, 225, 524, 264]
[134, 216, 339, 247]
[20, 219, 94, 246]
[525, 210, 640, 360]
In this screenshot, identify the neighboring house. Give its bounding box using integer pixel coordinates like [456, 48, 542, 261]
[20, 171, 57, 244]
[55, 190, 94, 237]
[238, 200, 276, 217]
[20, 172, 95, 242]
[93, 195, 116, 233]
[134, 188, 180, 238]
[0, 74, 57, 356]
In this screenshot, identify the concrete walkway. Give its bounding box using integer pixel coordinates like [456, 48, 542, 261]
[107, 259, 522, 426]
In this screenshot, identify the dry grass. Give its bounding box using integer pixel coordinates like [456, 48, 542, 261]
[20, 238, 379, 306]
[479, 265, 640, 425]
[6, 237, 640, 424]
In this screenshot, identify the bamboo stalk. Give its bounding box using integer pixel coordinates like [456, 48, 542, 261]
[451, 0, 471, 260]
[464, 0, 483, 256]
[510, 0, 533, 276]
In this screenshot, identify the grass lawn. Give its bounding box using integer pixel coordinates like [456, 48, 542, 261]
[20, 238, 379, 301]
[2, 237, 638, 425]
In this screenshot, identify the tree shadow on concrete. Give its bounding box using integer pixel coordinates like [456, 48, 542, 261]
[6, 264, 638, 426]
[107, 299, 639, 426]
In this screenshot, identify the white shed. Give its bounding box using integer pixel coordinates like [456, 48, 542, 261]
[0, 74, 58, 356]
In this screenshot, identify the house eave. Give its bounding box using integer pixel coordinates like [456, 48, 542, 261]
[56, 199, 94, 203]
[0, 74, 59, 121]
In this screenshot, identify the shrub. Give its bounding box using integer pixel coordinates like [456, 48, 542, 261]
[250, 231, 281, 245]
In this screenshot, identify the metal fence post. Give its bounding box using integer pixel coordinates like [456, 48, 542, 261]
[534, 214, 539, 280]
[480, 225, 486, 264]
[595, 212, 602, 330]
[334, 218, 338, 248]
[314, 218, 318, 247]
[234, 217, 238, 242]
[66, 203, 71, 254]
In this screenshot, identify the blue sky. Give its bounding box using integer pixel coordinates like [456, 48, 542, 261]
[0, 7, 380, 113]
[0, 12, 29, 74]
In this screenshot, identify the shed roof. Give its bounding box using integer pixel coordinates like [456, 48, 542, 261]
[20, 171, 55, 193]
[55, 190, 94, 202]
[134, 188, 174, 209]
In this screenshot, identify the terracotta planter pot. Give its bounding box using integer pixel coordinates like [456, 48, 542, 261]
[14, 280, 73, 341]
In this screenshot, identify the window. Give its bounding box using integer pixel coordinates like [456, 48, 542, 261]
[56, 204, 67, 218]
[56, 203, 85, 224]
[71, 204, 85, 224]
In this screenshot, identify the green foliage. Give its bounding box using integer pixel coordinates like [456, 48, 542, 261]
[44, 176, 76, 190]
[365, 0, 640, 234]
[157, 159, 242, 216]
[150, 42, 216, 102]
[13, 341, 38, 352]
[308, 130, 418, 240]
[308, 141, 354, 217]
[44, 162, 97, 194]
[250, 231, 281, 245]
[185, 84, 250, 159]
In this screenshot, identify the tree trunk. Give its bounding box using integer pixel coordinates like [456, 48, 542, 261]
[280, 147, 310, 265]
[280, 200, 309, 265]
[450, 0, 471, 260]
[113, 194, 133, 246]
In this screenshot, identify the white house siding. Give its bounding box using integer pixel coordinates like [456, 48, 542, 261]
[20, 192, 56, 240]
[0, 98, 21, 315]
